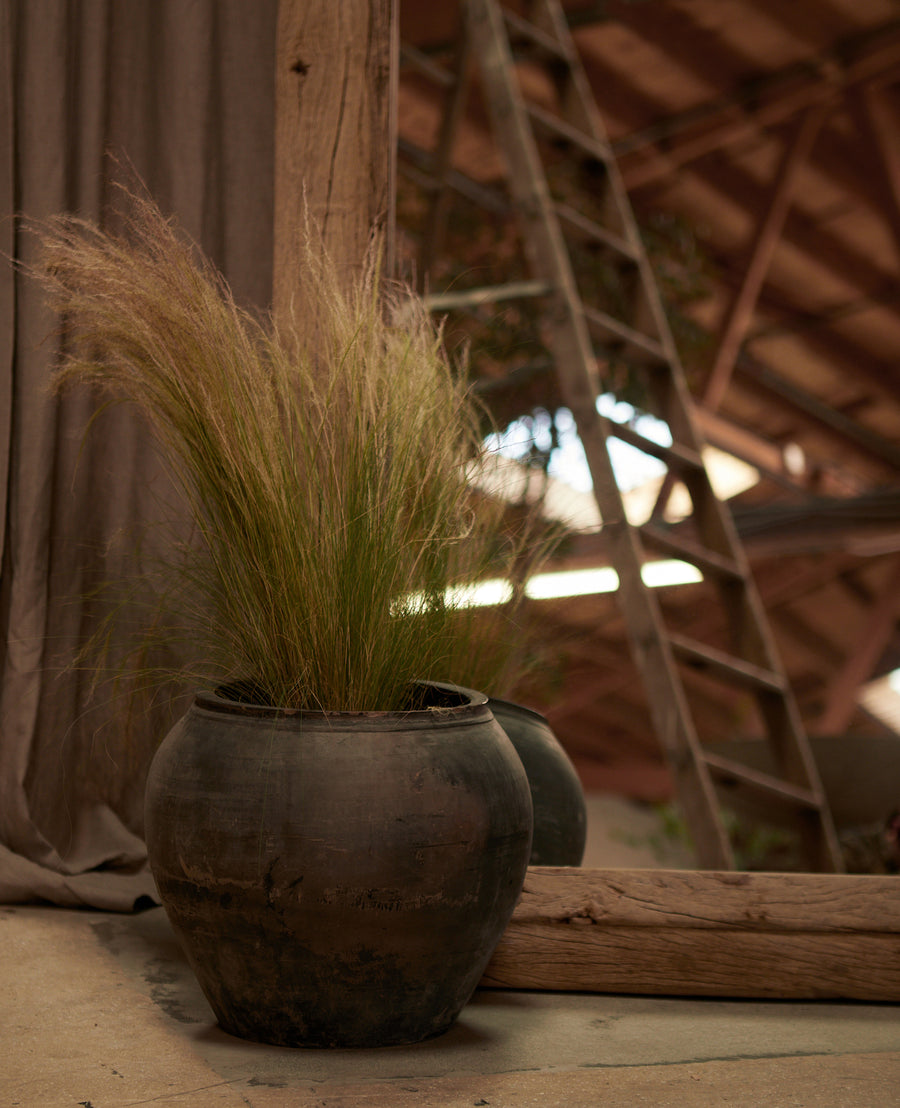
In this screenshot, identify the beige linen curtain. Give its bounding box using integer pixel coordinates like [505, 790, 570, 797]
[0, 0, 276, 909]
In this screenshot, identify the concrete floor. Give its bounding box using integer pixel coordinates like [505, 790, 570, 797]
[4, 798, 900, 1106]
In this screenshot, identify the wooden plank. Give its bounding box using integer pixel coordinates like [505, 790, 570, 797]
[482, 867, 900, 1001]
[496, 868, 900, 931]
[485, 925, 899, 1001]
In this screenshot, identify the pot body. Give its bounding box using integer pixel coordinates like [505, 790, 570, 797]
[490, 698, 587, 867]
[144, 683, 532, 1048]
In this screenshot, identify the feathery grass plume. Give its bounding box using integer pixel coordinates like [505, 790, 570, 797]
[34, 192, 550, 711]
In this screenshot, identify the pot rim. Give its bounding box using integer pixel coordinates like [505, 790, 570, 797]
[487, 696, 550, 726]
[193, 679, 492, 730]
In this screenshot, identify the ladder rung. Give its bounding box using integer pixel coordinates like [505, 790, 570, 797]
[639, 523, 744, 582]
[598, 416, 705, 473]
[462, 0, 844, 874]
[667, 632, 787, 694]
[424, 279, 552, 313]
[502, 8, 571, 62]
[399, 43, 455, 88]
[525, 101, 613, 163]
[554, 201, 637, 260]
[398, 138, 511, 214]
[582, 306, 667, 362]
[702, 751, 821, 810]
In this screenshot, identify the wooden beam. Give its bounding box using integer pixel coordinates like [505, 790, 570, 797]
[402, 38, 900, 346]
[747, 282, 898, 344]
[758, 552, 863, 610]
[402, 125, 900, 450]
[739, 517, 900, 559]
[399, 101, 900, 476]
[693, 408, 804, 491]
[614, 25, 900, 190]
[694, 409, 782, 472]
[703, 104, 830, 412]
[816, 555, 900, 733]
[694, 151, 898, 331]
[734, 353, 900, 472]
[482, 867, 900, 1001]
[769, 605, 845, 679]
[861, 84, 900, 205]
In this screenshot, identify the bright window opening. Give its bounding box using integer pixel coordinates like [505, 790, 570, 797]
[404, 559, 703, 613]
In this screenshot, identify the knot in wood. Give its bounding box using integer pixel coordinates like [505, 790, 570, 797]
[561, 899, 605, 925]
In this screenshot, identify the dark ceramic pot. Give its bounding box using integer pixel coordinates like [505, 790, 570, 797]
[144, 681, 532, 1048]
[489, 698, 587, 867]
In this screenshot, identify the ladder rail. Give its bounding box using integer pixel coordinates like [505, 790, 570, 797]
[519, 0, 823, 697]
[443, 0, 845, 871]
[417, 38, 476, 288]
[465, 0, 734, 869]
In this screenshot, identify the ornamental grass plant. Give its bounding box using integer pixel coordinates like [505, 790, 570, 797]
[35, 193, 547, 712]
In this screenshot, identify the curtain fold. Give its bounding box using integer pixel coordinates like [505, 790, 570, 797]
[0, 0, 276, 910]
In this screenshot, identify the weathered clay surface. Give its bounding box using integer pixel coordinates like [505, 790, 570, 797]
[144, 684, 533, 1047]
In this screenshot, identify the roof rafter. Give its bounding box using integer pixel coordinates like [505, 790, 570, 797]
[817, 556, 900, 733]
[850, 83, 900, 264]
[607, 21, 900, 188]
[703, 103, 831, 411]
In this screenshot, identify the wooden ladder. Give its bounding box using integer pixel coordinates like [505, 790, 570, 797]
[413, 0, 843, 871]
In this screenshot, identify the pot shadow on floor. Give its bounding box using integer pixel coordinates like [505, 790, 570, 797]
[95, 908, 514, 1054]
[183, 989, 565, 1090]
[92, 906, 212, 1027]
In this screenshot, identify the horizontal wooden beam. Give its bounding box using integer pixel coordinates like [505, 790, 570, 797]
[482, 867, 900, 1001]
[612, 23, 900, 188]
[735, 354, 900, 471]
[398, 133, 900, 474]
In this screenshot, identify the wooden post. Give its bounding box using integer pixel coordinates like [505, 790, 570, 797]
[273, 0, 398, 335]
